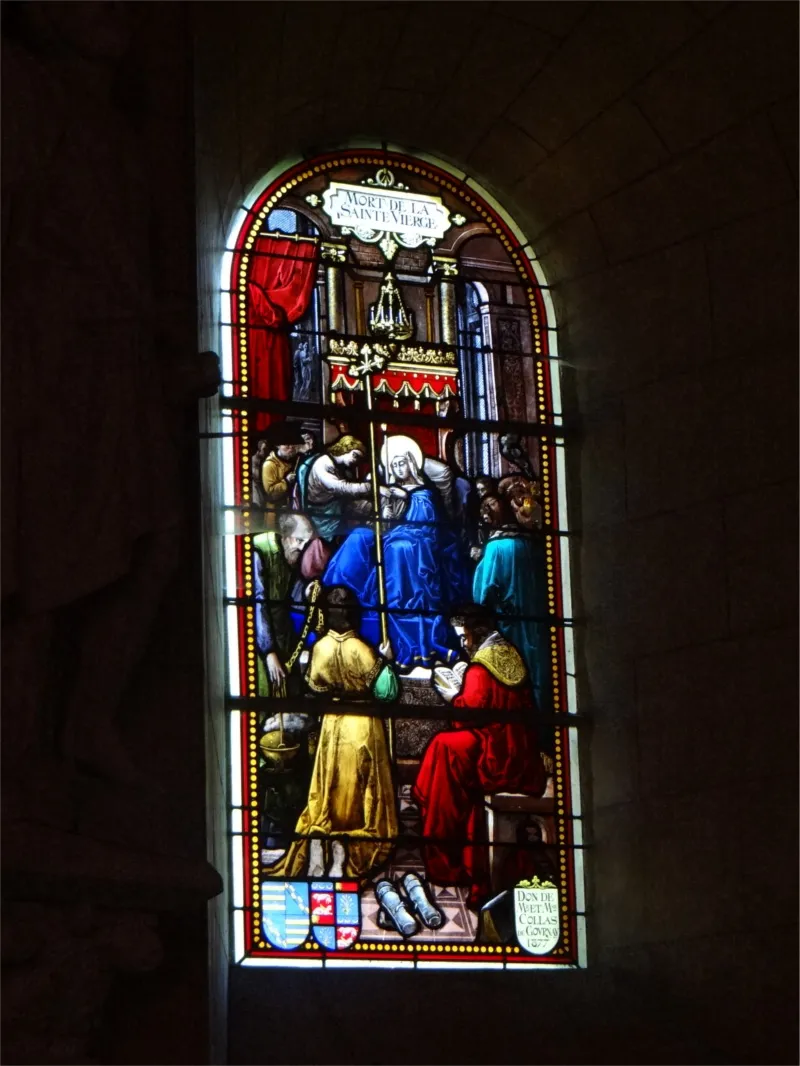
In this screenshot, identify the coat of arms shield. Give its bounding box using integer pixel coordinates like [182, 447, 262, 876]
[262, 881, 311, 950]
[310, 880, 361, 950]
[513, 877, 561, 955]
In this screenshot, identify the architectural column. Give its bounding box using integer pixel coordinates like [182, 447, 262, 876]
[432, 255, 458, 346]
[320, 242, 347, 334]
[424, 288, 436, 343]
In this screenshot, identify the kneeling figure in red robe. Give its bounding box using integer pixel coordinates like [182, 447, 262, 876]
[412, 604, 546, 908]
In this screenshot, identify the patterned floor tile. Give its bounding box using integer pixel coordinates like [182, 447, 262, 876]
[259, 784, 479, 944]
[360, 787, 478, 944]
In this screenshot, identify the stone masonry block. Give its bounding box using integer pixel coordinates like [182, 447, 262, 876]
[430, 12, 558, 143]
[582, 624, 641, 809]
[467, 119, 547, 192]
[577, 400, 627, 528]
[381, 5, 483, 95]
[327, 4, 404, 96]
[507, 1, 700, 151]
[533, 210, 608, 286]
[368, 89, 437, 150]
[633, 1, 799, 154]
[416, 115, 488, 174]
[561, 238, 712, 407]
[624, 353, 798, 520]
[581, 622, 637, 721]
[591, 115, 796, 263]
[591, 802, 647, 950]
[589, 714, 642, 810]
[516, 99, 669, 234]
[272, 101, 328, 156]
[578, 522, 630, 632]
[685, 0, 733, 20]
[712, 353, 798, 494]
[636, 923, 799, 1066]
[640, 772, 797, 943]
[724, 480, 798, 564]
[271, 4, 346, 119]
[724, 481, 798, 635]
[486, 1, 591, 39]
[234, 4, 285, 97]
[195, 93, 245, 181]
[706, 202, 799, 362]
[769, 95, 799, 188]
[623, 373, 723, 520]
[192, 6, 238, 100]
[635, 625, 799, 800]
[581, 501, 729, 658]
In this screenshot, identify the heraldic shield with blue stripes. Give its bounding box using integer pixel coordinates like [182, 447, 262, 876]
[310, 881, 361, 951]
[262, 882, 311, 950]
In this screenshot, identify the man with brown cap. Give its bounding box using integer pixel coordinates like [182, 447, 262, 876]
[261, 422, 304, 507]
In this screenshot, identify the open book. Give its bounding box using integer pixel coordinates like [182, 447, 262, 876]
[433, 660, 468, 700]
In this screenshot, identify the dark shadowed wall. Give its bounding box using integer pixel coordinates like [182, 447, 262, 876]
[194, 2, 798, 1064]
[4, 1, 792, 1063]
[2, 4, 217, 1065]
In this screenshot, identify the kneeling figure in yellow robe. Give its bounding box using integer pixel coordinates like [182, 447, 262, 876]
[268, 586, 399, 881]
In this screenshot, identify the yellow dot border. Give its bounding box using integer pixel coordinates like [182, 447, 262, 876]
[229, 149, 576, 968]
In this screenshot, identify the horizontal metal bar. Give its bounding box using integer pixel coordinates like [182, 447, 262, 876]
[225, 694, 586, 726]
[214, 505, 576, 539]
[216, 321, 563, 366]
[218, 395, 577, 439]
[233, 827, 586, 851]
[225, 594, 573, 627]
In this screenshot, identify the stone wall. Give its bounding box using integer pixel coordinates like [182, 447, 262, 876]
[2, 4, 221, 1063]
[195, 3, 798, 1063]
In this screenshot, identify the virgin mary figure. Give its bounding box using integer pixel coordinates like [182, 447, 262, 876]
[322, 436, 469, 671]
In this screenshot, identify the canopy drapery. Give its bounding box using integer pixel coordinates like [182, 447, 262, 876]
[246, 236, 319, 429]
[329, 362, 458, 400]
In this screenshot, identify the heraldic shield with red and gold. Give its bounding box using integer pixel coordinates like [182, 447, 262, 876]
[310, 881, 361, 951]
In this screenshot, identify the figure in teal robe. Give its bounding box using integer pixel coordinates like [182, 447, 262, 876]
[472, 530, 551, 711]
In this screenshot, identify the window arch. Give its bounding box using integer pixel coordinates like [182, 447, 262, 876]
[218, 147, 584, 969]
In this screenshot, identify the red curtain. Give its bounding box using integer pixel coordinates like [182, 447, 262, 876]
[375, 395, 440, 457]
[246, 236, 319, 429]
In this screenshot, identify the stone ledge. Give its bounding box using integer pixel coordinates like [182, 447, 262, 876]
[3, 821, 223, 914]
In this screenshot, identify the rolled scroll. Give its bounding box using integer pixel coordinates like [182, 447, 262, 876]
[402, 873, 444, 929]
[375, 879, 417, 937]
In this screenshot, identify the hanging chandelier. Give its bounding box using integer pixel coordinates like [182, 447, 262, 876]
[368, 272, 415, 342]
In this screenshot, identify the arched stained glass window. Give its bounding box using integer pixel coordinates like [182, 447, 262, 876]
[219, 147, 584, 969]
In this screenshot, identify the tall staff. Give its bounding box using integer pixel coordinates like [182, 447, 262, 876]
[350, 348, 390, 651]
[350, 347, 394, 759]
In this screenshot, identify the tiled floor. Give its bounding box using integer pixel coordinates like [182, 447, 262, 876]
[261, 785, 478, 944]
[361, 785, 478, 944]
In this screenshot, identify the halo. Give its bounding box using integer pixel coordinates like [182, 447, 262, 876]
[381, 434, 424, 475]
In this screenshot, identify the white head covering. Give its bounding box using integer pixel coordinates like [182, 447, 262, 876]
[381, 435, 425, 486]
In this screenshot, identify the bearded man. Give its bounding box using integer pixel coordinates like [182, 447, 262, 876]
[253, 512, 330, 695]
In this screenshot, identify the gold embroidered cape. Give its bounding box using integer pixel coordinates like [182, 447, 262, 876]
[472, 639, 527, 687]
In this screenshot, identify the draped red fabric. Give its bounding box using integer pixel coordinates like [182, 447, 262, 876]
[412, 664, 546, 905]
[246, 236, 319, 429]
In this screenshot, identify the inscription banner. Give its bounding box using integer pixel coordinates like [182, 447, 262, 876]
[322, 182, 451, 244]
[514, 881, 561, 955]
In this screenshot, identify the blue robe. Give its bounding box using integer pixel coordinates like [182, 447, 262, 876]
[323, 487, 469, 669]
[472, 531, 551, 710]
